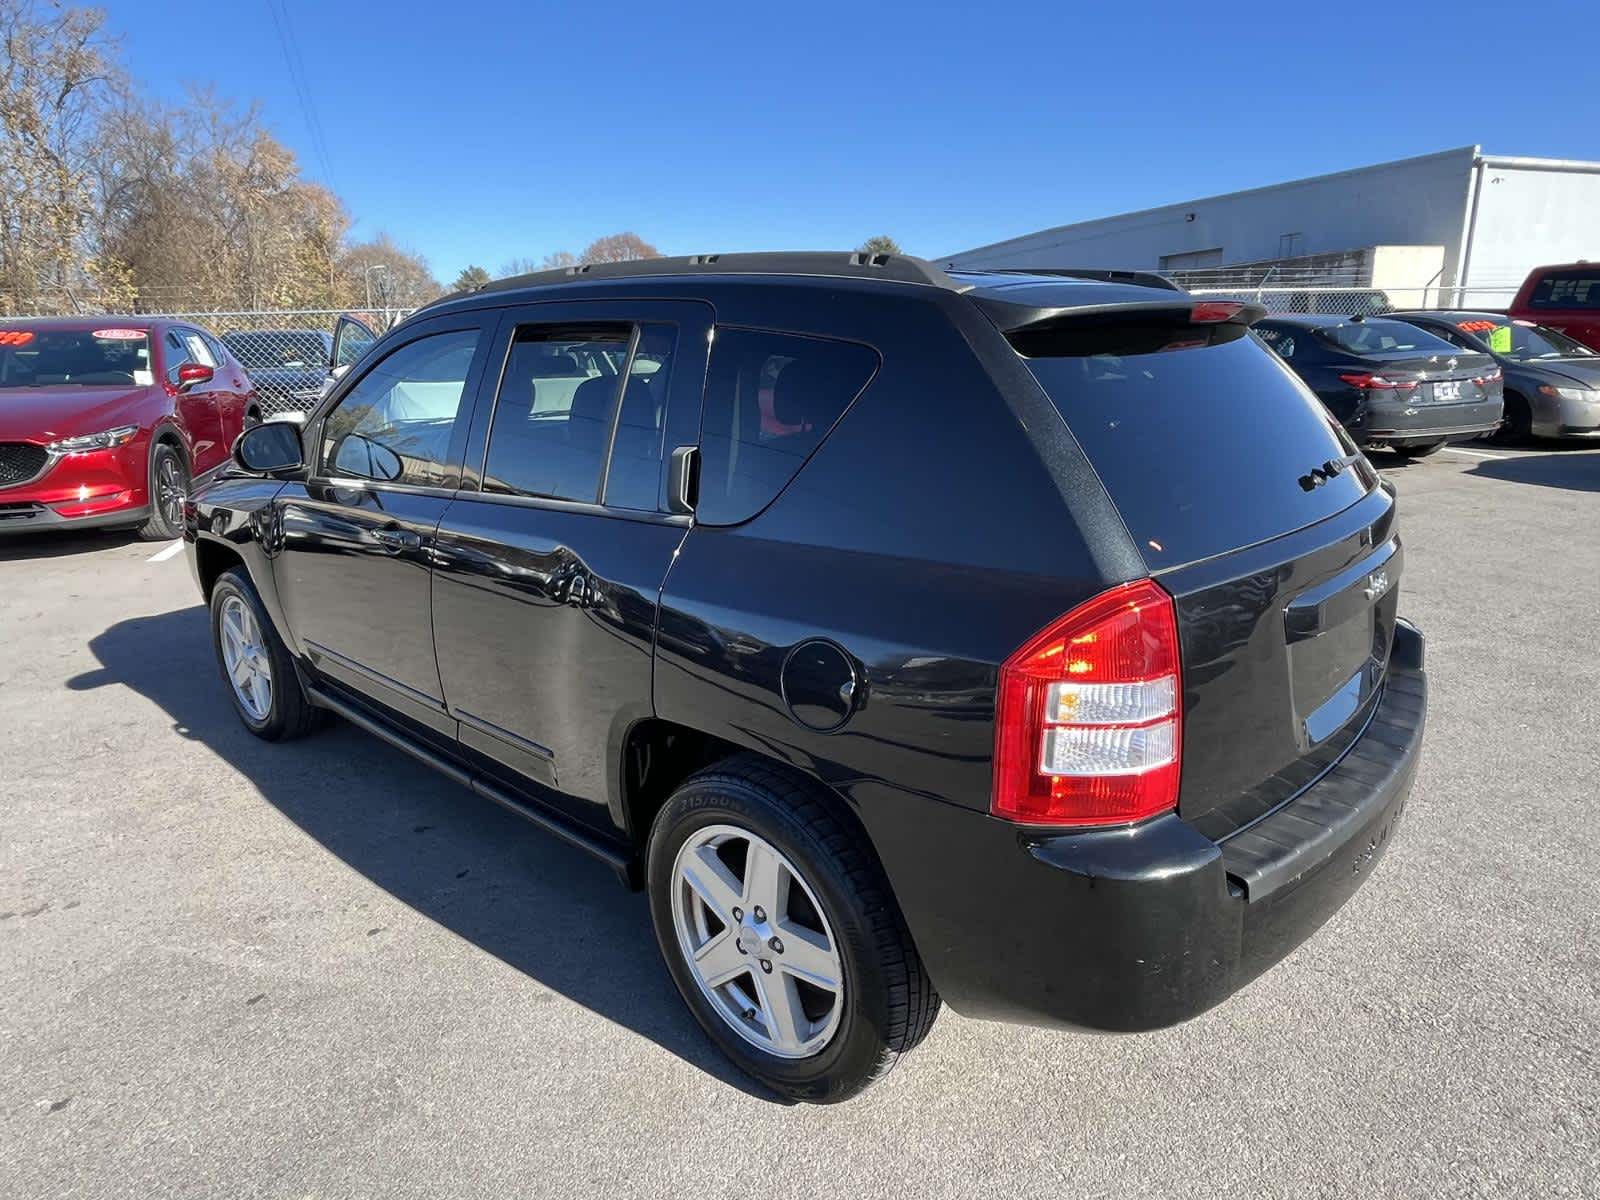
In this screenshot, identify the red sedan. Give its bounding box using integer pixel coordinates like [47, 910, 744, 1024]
[0, 318, 260, 539]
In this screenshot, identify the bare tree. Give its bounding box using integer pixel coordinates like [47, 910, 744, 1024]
[0, 0, 117, 313]
[580, 232, 660, 264]
[337, 232, 440, 310]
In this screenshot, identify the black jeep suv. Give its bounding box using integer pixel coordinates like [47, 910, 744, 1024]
[188, 253, 1426, 1102]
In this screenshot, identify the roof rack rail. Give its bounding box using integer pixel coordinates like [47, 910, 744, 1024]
[981, 267, 1185, 293]
[449, 251, 960, 304]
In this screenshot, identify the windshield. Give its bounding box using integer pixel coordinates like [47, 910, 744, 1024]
[224, 331, 329, 370]
[0, 328, 153, 389]
[1456, 317, 1595, 361]
[1318, 320, 1455, 356]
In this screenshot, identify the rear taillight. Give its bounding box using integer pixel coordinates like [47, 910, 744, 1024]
[1190, 301, 1244, 323]
[992, 579, 1182, 826]
[1339, 372, 1418, 392]
[1473, 368, 1502, 385]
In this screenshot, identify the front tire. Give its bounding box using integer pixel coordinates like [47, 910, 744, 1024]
[136, 441, 188, 540]
[647, 755, 939, 1103]
[210, 568, 324, 741]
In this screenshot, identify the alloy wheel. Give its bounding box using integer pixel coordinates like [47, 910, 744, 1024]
[219, 594, 273, 721]
[156, 453, 186, 530]
[670, 824, 845, 1059]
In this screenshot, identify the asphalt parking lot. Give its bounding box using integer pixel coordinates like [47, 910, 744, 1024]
[3, 443, 1597, 1199]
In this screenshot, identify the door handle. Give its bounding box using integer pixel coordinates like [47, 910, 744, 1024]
[374, 527, 421, 554]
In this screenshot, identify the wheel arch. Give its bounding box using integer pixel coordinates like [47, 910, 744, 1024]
[617, 717, 884, 890]
[193, 535, 246, 601]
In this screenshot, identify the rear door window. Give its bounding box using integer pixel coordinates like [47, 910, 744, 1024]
[696, 329, 879, 525]
[1018, 322, 1373, 571]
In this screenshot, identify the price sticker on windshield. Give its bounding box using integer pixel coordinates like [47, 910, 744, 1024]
[1487, 325, 1513, 354]
[92, 328, 147, 340]
[0, 330, 36, 345]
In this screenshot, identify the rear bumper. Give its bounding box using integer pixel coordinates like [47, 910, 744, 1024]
[859, 621, 1427, 1032]
[1355, 396, 1503, 444]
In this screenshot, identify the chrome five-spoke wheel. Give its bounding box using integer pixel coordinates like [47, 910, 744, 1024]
[670, 823, 845, 1058]
[218, 593, 273, 721]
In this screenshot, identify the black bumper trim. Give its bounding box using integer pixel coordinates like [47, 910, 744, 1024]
[1221, 666, 1424, 901]
[0, 502, 150, 535]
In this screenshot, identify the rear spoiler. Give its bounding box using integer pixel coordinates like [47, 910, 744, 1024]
[988, 267, 1185, 292]
[978, 296, 1267, 336]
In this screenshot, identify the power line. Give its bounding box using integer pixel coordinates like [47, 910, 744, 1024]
[264, 0, 338, 192]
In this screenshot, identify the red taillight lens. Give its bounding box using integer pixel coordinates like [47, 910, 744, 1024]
[992, 579, 1182, 826]
[1339, 372, 1418, 392]
[1473, 368, 1502, 385]
[1190, 301, 1243, 323]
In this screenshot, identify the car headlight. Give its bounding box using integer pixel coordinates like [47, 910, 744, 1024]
[47, 425, 140, 455]
[1539, 384, 1596, 403]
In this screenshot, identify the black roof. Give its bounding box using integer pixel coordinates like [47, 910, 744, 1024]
[419, 251, 1197, 331]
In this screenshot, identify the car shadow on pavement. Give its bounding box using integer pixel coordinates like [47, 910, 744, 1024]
[1469, 451, 1600, 493]
[0, 529, 141, 561]
[67, 603, 782, 1103]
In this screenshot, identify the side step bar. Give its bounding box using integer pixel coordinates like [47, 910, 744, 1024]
[305, 683, 639, 887]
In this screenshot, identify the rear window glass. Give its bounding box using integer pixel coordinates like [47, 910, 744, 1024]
[696, 329, 879, 525]
[0, 328, 152, 389]
[1529, 274, 1600, 310]
[1318, 320, 1454, 355]
[1019, 326, 1373, 571]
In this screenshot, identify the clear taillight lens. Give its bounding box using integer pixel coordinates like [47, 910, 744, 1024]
[992, 579, 1182, 826]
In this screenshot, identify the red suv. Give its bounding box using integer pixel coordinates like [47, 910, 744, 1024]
[0, 318, 260, 539]
[1509, 264, 1600, 351]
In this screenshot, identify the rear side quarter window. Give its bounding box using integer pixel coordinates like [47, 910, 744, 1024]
[696, 328, 879, 525]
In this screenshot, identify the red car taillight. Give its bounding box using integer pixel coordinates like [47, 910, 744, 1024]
[1339, 372, 1418, 392]
[992, 579, 1182, 826]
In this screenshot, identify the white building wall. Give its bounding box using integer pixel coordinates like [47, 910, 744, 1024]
[1462, 160, 1600, 293]
[944, 147, 1478, 280]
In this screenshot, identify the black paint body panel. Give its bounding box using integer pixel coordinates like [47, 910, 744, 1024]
[185, 264, 1429, 1034]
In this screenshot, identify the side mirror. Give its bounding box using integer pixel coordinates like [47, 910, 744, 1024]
[332, 432, 403, 482]
[177, 362, 214, 390]
[233, 420, 305, 475]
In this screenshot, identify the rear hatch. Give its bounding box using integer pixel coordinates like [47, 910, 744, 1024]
[994, 295, 1402, 838]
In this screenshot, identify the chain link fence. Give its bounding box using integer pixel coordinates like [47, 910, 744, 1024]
[151, 308, 413, 416]
[1188, 285, 1519, 318]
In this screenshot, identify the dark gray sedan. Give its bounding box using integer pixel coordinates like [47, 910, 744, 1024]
[1389, 310, 1600, 441]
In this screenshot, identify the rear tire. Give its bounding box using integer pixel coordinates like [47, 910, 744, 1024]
[1390, 439, 1447, 459]
[210, 568, 324, 741]
[136, 441, 187, 540]
[646, 755, 939, 1103]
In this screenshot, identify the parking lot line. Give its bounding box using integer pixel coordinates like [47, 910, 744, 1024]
[1438, 447, 1506, 460]
[146, 540, 186, 563]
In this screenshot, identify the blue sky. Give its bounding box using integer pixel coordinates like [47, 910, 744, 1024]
[101, 0, 1598, 283]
